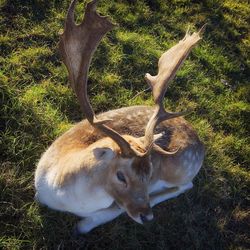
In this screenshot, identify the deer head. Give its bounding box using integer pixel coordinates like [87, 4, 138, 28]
[105, 150, 154, 223]
[59, 0, 204, 224]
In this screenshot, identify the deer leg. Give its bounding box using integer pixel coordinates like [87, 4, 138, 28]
[73, 183, 193, 235]
[74, 203, 124, 235]
[149, 182, 193, 207]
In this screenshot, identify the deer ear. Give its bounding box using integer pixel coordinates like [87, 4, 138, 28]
[93, 147, 116, 161]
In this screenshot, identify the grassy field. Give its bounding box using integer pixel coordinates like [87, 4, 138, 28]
[0, 0, 249, 249]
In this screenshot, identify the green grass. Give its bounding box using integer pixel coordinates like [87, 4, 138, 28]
[0, 0, 249, 249]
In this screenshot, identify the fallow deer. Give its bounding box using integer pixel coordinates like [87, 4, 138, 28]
[35, 0, 205, 234]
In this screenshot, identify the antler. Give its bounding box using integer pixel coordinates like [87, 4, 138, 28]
[59, 0, 205, 158]
[59, 0, 145, 158]
[143, 25, 206, 155]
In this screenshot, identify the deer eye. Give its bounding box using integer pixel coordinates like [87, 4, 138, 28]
[116, 171, 126, 184]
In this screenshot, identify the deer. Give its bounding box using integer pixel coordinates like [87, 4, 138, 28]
[35, 0, 205, 235]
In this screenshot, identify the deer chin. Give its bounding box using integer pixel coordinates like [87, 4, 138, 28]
[113, 200, 153, 224]
[126, 210, 154, 225]
[122, 203, 154, 225]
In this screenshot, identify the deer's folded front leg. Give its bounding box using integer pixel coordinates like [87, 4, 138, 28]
[149, 182, 193, 207]
[74, 202, 124, 235]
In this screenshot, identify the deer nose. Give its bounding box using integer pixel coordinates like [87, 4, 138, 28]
[140, 213, 154, 224]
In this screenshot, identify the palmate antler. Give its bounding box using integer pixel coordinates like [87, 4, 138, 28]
[59, 0, 204, 158]
[59, 0, 139, 157]
[143, 26, 206, 155]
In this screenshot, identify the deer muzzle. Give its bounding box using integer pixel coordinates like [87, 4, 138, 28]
[125, 200, 154, 224]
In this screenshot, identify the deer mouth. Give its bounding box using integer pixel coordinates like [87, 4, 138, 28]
[125, 204, 154, 224]
[128, 211, 154, 225]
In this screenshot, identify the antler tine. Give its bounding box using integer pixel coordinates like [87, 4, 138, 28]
[59, 0, 144, 158]
[65, 0, 77, 29]
[143, 26, 205, 155]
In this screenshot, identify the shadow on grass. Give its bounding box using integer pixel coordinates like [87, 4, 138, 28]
[1, 81, 249, 249]
[34, 179, 248, 249]
[21, 162, 248, 249]
[2, 156, 246, 249]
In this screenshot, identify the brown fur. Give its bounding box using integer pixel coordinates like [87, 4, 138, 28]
[42, 105, 202, 186]
[131, 156, 152, 179]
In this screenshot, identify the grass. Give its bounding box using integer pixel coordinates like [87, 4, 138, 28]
[0, 0, 249, 249]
